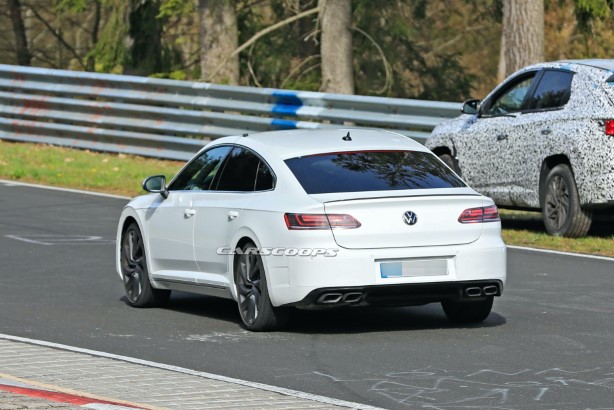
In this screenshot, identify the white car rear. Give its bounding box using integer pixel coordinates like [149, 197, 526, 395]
[116, 129, 506, 331]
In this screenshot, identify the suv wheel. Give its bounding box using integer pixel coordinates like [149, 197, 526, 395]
[541, 164, 592, 237]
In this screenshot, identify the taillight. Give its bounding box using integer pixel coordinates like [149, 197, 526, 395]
[284, 213, 361, 230]
[605, 119, 614, 136]
[458, 205, 500, 224]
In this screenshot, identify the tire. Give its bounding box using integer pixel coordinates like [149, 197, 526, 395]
[120, 223, 170, 307]
[540, 164, 592, 237]
[234, 242, 288, 331]
[438, 153, 460, 175]
[441, 297, 493, 324]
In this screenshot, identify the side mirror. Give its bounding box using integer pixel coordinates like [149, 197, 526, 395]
[142, 175, 168, 199]
[461, 99, 480, 115]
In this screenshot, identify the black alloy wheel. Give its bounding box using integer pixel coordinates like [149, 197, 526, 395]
[234, 242, 288, 331]
[120, 223, 170, 307]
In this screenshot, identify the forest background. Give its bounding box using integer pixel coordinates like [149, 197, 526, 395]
[2, 0, 614, 102]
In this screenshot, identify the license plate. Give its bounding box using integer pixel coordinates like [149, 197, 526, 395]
[380, 258, 448, 278]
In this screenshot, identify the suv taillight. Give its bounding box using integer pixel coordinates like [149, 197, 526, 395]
[605, 119, 614, 136]
[458, 205, 500, 224]
[284, 213, 361, 230]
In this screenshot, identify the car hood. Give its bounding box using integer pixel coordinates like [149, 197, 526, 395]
[431, 114, 478, 137]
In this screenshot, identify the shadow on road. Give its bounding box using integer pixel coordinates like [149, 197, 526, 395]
[144, 292, 507, 334]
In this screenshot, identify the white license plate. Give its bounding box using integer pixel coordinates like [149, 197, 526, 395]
[379, 258, 449, 278]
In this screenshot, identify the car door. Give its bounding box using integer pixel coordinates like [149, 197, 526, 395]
[454, 71, 539, 205]
[192, 146, 273, 288]
[145, 145, 232, 282]
[507, 69, 575, 207]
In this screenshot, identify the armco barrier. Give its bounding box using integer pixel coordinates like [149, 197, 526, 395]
[0, 64, 461, 161]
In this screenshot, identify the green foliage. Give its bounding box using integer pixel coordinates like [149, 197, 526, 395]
[91, 0, 131, 72]
[158, 0, 195, 18]
[352, 0, 475, 100]
[574, 0, 614, 30]
[54, 0, 88, 13]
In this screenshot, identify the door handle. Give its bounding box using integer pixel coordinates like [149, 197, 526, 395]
[184, 208, 196, 218]
[541, 129, 552, 135]
[496, 134, 508, 141]
[227, 211, 239, 220]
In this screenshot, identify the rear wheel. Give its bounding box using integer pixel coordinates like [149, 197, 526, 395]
[120, 223, 170, 307]
[541, 164, 592, 237]
[234, 242, 288, 331]
[441, 297, 493, 324]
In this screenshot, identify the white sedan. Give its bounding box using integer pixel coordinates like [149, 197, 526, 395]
[116, 129, 506, 331]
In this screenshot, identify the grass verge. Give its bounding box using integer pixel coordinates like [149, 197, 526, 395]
[1, 141, 613, 257]
[0, 141, 183, 197]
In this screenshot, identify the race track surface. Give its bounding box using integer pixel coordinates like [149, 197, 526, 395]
[1, 182, 613, 409]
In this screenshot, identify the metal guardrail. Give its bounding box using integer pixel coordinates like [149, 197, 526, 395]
[0, 64, 461, 161]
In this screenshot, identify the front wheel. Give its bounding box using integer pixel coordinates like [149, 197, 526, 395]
[120, 223, 170, 307]
[541, 164, 592, 237]
[441, 297, 493, 324]
[234, 242, 288, 331]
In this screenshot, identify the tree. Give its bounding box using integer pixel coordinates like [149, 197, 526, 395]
[199, 0, 239, 84]
[319, 0, 353, 94]
[501, 0, 544, 78]
[125, 0, 164, 76]
[8, 0, 31, 65]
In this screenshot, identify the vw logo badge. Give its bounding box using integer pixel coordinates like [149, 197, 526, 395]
[403, 211, 418, 226]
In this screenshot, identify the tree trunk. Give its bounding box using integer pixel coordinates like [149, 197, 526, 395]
[8, 0, 31, 66]
[124, 0, 163, 76]
[86, 0, 102, 72]
[199, 0, 239, 85]
[319, 0, 354, 94]
[497, 33, 506, 82]
[502, 0, 544, 77]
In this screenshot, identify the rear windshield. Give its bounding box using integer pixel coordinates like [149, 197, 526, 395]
[285, 150, 465, 194]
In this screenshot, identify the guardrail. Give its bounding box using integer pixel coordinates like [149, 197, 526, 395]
[0, 64, 461, 161]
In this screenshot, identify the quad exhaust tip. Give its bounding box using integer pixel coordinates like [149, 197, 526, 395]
[343, 292, 364, 303]
[318, 292, 364, 305]
[465, 285, 499, 297]
[465, 287, 483, 297]
[318, 293, 343, 304]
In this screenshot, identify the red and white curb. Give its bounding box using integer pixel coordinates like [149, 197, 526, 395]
[0, 378, 144, 409]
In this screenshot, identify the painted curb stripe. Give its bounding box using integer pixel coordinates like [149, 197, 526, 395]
[0, 373, 160, 410]
[0, 383, 141, 408]
[0, 179, 131, 199]
[507, 245, 614, 262]
[0, 334, 383, 410]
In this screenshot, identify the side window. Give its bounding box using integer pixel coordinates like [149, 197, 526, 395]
[255, 161, 274, 191]
[485, 73, 536, 116]
[215, 147, 261, 191]
[526, 70, 573, 110]
[168, 146, 232, 191]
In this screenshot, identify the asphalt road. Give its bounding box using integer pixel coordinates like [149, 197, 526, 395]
[1, 182, 613, 409]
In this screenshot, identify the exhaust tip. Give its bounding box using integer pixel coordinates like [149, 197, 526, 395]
[483, 285, 498, 296]
[465, 287, 483, 297]
[318, 293, 343, 304]
[342, 292, 363, 304]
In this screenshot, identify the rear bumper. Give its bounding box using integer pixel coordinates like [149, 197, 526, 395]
[286, 280, 503, 309]
[264, 231, 506, 306]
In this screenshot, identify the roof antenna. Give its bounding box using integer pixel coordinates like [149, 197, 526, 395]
[342, 132, 352, 141]
[242, 133, 248, 137]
